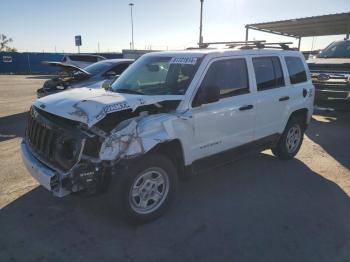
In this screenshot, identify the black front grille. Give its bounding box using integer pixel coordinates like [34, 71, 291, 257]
[26, 108, 57, 160]
[308, 63, 350, 73]
[312, 79, 350, 91]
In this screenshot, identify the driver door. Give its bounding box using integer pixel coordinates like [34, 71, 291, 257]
[189, 57, 256, 162]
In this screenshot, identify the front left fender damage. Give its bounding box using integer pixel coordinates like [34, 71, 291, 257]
[99, 113, 177, 161]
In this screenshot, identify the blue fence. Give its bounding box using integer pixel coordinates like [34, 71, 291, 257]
[0, 52, 123, 74]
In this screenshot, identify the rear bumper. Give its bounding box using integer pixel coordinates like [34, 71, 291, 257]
[21, 140, 70, 197]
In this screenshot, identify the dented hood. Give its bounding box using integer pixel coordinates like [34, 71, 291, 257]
[34, 88, 184, 127]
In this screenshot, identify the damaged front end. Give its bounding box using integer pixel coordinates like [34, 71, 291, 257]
[23, 106, 108, 196]
[22, 95, 182, 197]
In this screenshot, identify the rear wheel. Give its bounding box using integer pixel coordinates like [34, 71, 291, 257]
[112, 153, 178, 224]
[272, 117, 304, 160]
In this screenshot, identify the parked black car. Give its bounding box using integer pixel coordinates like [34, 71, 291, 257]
[37, 59, 134, 98]
[307, 40, 350, 108]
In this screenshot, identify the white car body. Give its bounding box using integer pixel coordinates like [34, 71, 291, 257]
[21, 48, 314, 198]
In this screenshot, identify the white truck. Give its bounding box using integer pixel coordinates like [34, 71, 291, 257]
[21, 42, 314, 224]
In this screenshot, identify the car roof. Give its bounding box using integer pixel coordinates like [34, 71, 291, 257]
[91, 59, 134, 66]
[103, 58, 135, 63]
[65, 54, 106, 59]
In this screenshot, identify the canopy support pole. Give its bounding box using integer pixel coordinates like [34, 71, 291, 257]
[297, 37, 301, 51]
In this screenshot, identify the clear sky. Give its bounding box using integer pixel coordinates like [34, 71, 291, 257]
[1, 0, 349, 53]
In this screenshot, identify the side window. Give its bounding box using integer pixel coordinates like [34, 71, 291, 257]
[107, 63, 131, 75]
[200, 58, 249, 98]
[253, 57, 285, 91]
[285, 57, 307, 84]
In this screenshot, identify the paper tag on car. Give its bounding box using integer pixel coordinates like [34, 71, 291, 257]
[170, 57, 197, 65]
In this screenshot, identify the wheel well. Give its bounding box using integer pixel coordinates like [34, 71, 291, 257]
[149, 139, 185, 174]
[289, 108, 308, 129]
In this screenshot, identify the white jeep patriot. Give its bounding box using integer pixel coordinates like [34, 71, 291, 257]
[21, 44, 314, 224]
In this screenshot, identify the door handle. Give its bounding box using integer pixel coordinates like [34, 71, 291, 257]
[303, 89, 307, 97]
[239, 105, 254, 111]
[279, 96, 290, 101]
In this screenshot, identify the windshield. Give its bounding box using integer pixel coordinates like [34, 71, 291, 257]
[111, 55, 202, 95]
[83, 61, 111, 75]
[319, 41, 350, 58]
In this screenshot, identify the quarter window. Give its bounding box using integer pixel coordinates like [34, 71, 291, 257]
[285, 57, 307, 84]
[253, 57, 285, 91]
[200, 58, 249, 98]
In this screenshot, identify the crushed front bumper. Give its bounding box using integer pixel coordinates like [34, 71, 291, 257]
[21, 140, 70, 197]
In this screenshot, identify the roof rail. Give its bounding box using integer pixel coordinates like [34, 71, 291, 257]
[197, 41, 295, 50]
[254, 42, 294, 50]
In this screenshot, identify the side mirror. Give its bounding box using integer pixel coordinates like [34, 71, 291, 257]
[194, 85, 220, 106]
[102, 75, 120, 90]
[102, 80, 111, 90]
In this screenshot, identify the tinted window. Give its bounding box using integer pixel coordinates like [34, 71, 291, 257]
[108, 63, 131, 75]
[69, 55, 98, 62]
[318, 41, 350, 58]
[285, 57, 307, 84]
[200, 58, 249, 98]
[253, 57, 285, 91]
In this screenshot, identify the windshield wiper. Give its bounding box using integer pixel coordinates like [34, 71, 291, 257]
[116, 88, 145, 95]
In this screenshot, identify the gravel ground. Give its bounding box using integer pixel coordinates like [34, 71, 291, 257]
[0, 75, 350, 262]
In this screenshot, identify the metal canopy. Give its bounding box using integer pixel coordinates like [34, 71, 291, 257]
[245, 12, 350, 39]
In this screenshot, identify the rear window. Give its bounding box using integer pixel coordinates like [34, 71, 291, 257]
[253, 57, 285, 91]
[285, 57, 307, 84]
[68, 55, 98, 62]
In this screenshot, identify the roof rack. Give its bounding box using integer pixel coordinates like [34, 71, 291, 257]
[198, 40, 266, 49]
[197, 41, 295, 50]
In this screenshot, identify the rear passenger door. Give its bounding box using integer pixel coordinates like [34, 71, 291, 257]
[284, 56, 310, 110]
[252, 56, 290, 139]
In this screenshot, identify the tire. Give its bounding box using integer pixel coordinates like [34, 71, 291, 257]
[111, 153, 178, 224]
[272, 117, 304, 160]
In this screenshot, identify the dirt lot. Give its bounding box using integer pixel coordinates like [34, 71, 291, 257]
[0, 75, 350, 262]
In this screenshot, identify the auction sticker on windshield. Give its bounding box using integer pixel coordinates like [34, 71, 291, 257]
[170, 57, 197, 65]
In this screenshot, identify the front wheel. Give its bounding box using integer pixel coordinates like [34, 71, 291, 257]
[272, 117, 304, 160]
[113, 153, 178, 224]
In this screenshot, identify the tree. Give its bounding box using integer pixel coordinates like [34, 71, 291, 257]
[0, 34, 17, 52]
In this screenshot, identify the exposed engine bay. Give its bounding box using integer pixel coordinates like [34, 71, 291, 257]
[37, 62, 90, 98]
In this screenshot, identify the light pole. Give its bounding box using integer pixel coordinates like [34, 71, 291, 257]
[129, 3, 135, 50]
[199, 0, 204, 46]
